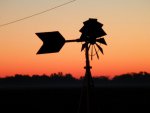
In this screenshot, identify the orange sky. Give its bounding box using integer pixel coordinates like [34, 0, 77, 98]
[0, 0, 150, 78]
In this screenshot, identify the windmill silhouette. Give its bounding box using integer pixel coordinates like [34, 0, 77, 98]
[36, 18, 107, 113]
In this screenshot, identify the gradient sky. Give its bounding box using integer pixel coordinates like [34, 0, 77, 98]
[0, 0, 150, 78]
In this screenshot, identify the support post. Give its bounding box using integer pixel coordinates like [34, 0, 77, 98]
[78, 42, 95, 113]
[84, 42, 94, 113]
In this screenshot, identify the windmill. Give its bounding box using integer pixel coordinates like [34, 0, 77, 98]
[36, 18, 107, 113]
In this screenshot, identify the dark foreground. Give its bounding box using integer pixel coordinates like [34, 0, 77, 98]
[0, 87, 150, 113]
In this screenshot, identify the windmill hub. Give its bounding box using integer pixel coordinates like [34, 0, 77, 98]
[85, 36, 96, 45]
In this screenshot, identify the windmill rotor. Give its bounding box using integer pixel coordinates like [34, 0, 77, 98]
[79, 18, 107, 60]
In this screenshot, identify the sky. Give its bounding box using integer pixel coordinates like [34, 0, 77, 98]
[0, 0, 150, 78]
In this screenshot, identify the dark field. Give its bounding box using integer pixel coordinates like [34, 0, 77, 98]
[0, 87, 150, 113]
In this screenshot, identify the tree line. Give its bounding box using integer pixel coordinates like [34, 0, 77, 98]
[0, 71, 150, 88]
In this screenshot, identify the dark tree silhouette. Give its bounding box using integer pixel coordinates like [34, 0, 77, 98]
[0, 71, 150, 88]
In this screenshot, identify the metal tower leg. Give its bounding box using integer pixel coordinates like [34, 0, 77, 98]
[78, 42, 97, 113]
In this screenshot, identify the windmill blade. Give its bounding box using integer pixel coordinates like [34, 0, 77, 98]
[96, 43, 104, 54]
[81, 43, 86, 51]
[91, 45, 93, 60]
[96, 38, 107, 45]
[94, 45, 99, 59]
[88, 43, 91, 50]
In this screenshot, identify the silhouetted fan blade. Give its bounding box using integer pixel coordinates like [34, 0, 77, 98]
[91, 45, 93, 60]
[88, 44, 91, 51]
[97, 38, 107, 45]
[36, 31, 65, 54]
[96, 43, 103, 54]
[98, 28, 107, 37]
[94, 45, 99, 59]
[81, 43, 86, 51]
